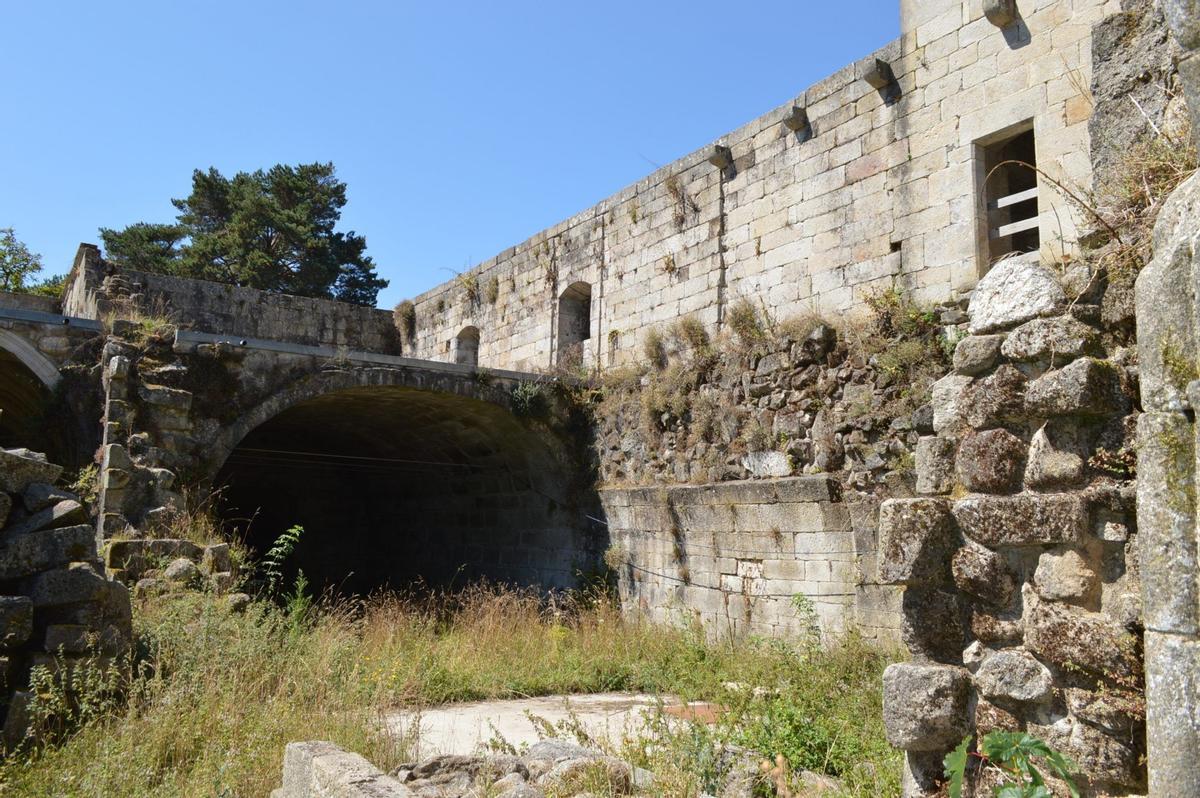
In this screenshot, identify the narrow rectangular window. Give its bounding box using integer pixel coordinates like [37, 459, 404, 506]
[976, 123, 1039, 270]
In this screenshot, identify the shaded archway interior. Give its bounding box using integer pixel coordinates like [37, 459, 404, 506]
[0, 349, 54, 455]
[213, 385, 594, 595]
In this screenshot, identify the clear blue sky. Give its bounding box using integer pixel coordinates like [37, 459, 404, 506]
[3, 1, 898, 309]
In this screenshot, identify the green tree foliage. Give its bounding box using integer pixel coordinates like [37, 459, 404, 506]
[0, 228, 65, 297]
[100, 163, 388, 305]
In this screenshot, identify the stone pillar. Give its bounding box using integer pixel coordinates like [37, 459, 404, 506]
[1163, 0, 1200, 148]
[1135, 169, 1200, 797]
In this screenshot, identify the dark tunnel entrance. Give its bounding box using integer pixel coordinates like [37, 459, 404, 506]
[0, 346, 55, 456]
[213, 385, 600, 596]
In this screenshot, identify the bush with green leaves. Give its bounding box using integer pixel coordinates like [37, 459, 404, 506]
[945, 731, 1079, 798]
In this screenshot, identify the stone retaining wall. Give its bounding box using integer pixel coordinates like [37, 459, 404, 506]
[601, 476, 901, 642]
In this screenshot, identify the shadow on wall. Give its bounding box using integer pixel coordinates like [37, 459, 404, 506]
[211, 385, 602, 596]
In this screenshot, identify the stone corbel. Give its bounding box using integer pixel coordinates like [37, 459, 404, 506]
[983, 0, 1018, 29]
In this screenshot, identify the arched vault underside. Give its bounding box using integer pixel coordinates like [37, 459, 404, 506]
[213, 384, 597, 595]
[0, 347, 55, 454]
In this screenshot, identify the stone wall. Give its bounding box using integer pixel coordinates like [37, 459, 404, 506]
[0, 447, 131, 750]
[61, 244, 401, 354]
[406, 0, 1118, 373]
[878, 256, 1143, 795]
[601, 477, 900, 642]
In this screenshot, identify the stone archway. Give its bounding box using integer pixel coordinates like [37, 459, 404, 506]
[207, 368, 598, 595]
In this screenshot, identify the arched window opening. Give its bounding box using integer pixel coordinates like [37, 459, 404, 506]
[557, 282, 592, 368]
[455, 326, 480, 367]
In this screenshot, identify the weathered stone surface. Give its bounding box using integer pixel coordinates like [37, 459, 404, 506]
[0, 525, 96, 580]
[954, 493, 1087, 547]
[1026, 600, 1140, 677]
[44, 623, 126, 655]
[955, 429, 1025, 493]
[2, 499, 87, 538]
[1137, 412, 1198, 635]
[1137, 167, 1200, 413]
[975, 698, 1021, 737]
[901, 588, 964, 663]
[877, 498, 956, 585]
[1024, 423, 1085, 489]
[882, 663, 971, 751]
[1025, 358, 1127, 418]
[968, 254, 1066, 334]
[974, 650, 1054, 704]
[0, 449, 62, 495]
[0, 596, 33, 651]
[27, 562, 111, 608]
[1066, 688, 1138, 736]
[952, 335, 1004, 376]
[961, 365, 1027, 430]
[740, 451, 792, 478]
[163, 557, 200, 584]
[1033, 543, 1101, 605]
[1000, 316, 1098, 364]
[931, 374, 972, 434]
[971, 608, 1024, 645]
[914, 436, 956, 495]
[105, 538, 205, 573]
[0, 493, 9, 529]
[1066, 718, 1142, 790]
[22, 483, 77, 513]
[1144, 630, 1200, 797]
[951, 544, 1014, 606]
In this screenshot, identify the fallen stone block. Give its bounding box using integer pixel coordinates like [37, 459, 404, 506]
[0, 449, 61, 495]
[1026, 600, 1140, 678]
[22, 483, 79, 514]
[2, 499, 87, 538]
[951, 544, 1015, 606]
[952, 334, 1004, 376]
[0, 525, 97, 580]
[1000, 315, 1098, 364]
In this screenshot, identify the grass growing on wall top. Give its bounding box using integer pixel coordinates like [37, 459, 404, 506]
[0, 586, 902, 797]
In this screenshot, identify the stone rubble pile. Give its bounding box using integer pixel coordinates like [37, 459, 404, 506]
[0, 447, 131, 749]
[878, 256, 1144, 795]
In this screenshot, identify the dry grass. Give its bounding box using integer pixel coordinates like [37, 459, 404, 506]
[0, 587, 901, 797]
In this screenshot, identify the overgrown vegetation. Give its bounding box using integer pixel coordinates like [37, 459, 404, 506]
[394, 299, 417, 342]
[945, 731, 1079, 798]
[0, 586, 902, 797]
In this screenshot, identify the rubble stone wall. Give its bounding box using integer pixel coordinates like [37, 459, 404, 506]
[878, 255, 1144, 796]
[407, 0, 1118, 372]
[0, 448, 131, 750]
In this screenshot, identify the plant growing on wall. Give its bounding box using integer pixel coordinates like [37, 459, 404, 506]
[944, 732, 1079, 798]
[394, 300, 416, 341]
[485, 276, 500, 305]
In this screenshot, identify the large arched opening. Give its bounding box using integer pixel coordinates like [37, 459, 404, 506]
[0, 331, 59, 455]
[211, 379, 598, 595]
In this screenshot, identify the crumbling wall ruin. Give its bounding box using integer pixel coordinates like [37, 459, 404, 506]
[0, 448, 131, 750]
[879, 255, 1143, 795]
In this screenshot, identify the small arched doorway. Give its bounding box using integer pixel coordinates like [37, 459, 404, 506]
[557, 282, 592, 368]
[455, 326, 480, 367]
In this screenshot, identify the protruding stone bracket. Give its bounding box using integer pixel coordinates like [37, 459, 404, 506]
[707, 145, 735, 178]
[983, 0, 1018, 29]
[782, 106, 811, 140]
[862, 58, 900, 104]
